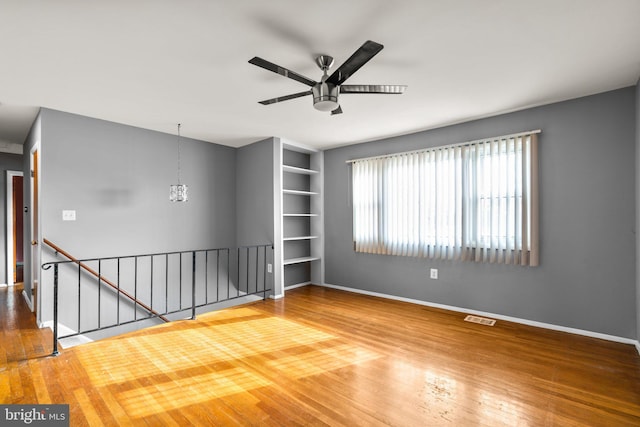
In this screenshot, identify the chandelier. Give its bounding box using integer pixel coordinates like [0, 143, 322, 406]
[169, 123, 188, 202]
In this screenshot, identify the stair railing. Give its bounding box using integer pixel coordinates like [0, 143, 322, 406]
[44, 239, 169, 322]
[42, 241, 273, 356]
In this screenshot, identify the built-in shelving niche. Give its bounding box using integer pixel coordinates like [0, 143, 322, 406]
[280, 143, 323, 291]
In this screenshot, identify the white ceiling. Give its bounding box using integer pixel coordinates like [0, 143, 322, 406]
[1, 0, 639, 150]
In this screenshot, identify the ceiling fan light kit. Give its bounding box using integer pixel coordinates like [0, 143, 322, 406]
[249, 40, 406, 115]
[312, 83, 339, 112]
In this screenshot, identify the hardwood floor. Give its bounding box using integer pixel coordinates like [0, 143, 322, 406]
[1, 284, 639, 426]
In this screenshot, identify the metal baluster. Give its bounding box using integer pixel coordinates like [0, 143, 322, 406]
[205, 251, 209, 304]
[52, 264, 59, 356]
[117, 258, 120, 326]
[216, 249, 220, 302]
[134, 256, 138, 321]
[77, 261, 81, 334]
[262, 246, 267, 299]
[150, 256, 154, 318]
[191, 251, 196, 320]
[165, 253, 169, 314]
[263, 246, 267, 298]
[98, 260, 101, 329]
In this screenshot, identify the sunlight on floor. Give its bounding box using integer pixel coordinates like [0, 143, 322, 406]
[119, 367, 271, 418]
[71, 306, 383, 419]
[76, 307, 337, 387]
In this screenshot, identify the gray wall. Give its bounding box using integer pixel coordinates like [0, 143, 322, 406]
[324, 87, 637, 339]
[236, 137, 274, 246]
[235, 137, 275, 296]
[0, 153, 24, 284]
[39, 108, 237, 257]
[30, 109, 237, 323]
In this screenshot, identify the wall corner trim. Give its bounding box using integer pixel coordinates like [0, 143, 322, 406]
[21, 290, 33, 311]
[320, 282, 639, 348]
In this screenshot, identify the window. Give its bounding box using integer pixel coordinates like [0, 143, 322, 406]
[351, 131, 539, 266]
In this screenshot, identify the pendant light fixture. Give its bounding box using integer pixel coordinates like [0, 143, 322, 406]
[169, 123, 188, 202]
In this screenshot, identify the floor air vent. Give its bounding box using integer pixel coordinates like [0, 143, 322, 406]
[464, 315, 496, 326]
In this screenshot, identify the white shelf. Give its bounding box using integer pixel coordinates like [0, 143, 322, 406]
[283, 256, 321, 265]
[277, 141, 324, 294]
[282, 142, 319, 154]
[283, 165, 319, 175]
[283, 189, 318, 196]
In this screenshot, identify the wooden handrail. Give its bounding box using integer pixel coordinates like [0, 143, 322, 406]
[43, 238, 169, 322]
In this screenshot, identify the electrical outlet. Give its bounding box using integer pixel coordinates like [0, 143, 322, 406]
[62, 210, 76, 221]
[267, 263, 273, 273]
[430, 268, 438, 279]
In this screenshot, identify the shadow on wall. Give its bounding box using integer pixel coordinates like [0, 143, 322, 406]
[96, 189, 134, 207]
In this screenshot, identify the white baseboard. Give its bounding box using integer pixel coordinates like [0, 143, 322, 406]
[320, 282, 639, 348]
[59, 335, 93, 348]
[41, 320, 77, 336]
[41, 321, 93, 348]
[22, 289, 34, 311]
[285, 281, 311, 291]
[270, 293, 284, 300]
[0, 283, 7, 288]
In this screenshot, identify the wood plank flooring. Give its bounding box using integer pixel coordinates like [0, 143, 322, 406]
[1, 284, 640, 426]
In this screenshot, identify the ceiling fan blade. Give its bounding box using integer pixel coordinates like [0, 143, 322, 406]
[258, 90, 312, 105]
[249, 57, 317, 87]
[326, 40, 384, 86]
[331, 105, 343, 115]
[340, 85, 407, 94]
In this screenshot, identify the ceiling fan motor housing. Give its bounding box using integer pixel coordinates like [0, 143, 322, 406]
[312, 82, 339, 111]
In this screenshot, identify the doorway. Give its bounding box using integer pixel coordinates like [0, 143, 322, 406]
[6, 171, 24, 287]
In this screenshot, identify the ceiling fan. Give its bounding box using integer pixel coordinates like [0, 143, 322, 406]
[249, 40, 406, 115]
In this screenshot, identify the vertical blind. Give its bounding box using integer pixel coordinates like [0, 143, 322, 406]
[351, 131, 539, 266]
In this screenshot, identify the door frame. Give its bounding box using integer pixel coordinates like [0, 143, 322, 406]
[30, 142, 41, 322]
[5, 170, 24, 287]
